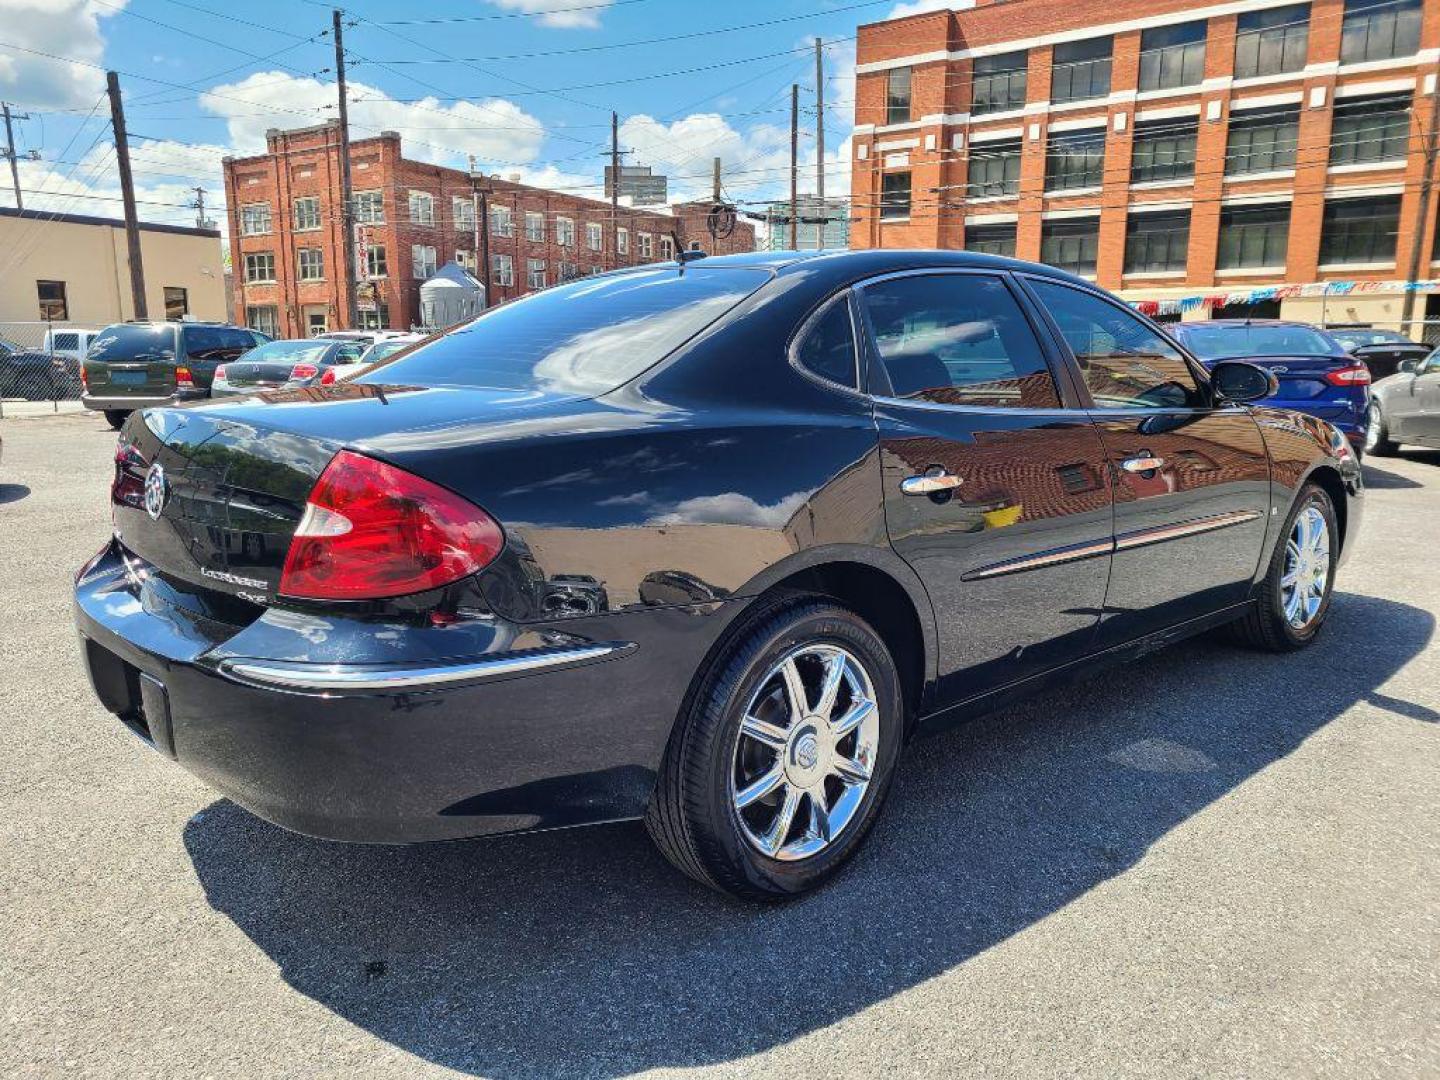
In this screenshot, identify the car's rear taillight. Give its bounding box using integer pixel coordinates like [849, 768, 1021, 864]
[320, 367, 337, 386]
[175, 365, 194, 389]
[279, 450, 504, 601]
[80, 364, 88, 389]
[1325, 362, 1371, 386]
[111, 442, 146, 509]
[290, 362, 319, 382]
[214, 364, 228, 381]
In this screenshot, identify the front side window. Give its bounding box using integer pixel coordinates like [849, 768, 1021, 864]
[1320, 195, 1401, 264]
[366, 245, 388, 279]
[1131, 118, 1197, 184]
[412, 244, 437, 279]
[1124, 210, 1191, 274]
[409, 191, 434, 225]
[240, 203, 271, 236]
[527, 258, 546, 289]
[244, 252, 275, 283]
[861, 274, 1059, 408]
[1226, 107, 1300, 175]
[965, 223, 1017, 256]
[525, 211, 545, 241]
[353, 190, 384, 224]
[794, 296, 857, 388]
[1217, 203, 1291, 269]
[493, 253, 514, 287]
[1341, 0, 1421, 64]
[1330, 93, 1411, 165]
[1235, 3, 1310, 79]
[1138, 22, 1207, 92]
[293, 196, 321, 231]
[37, 280, 67, 320]
[1041, 218, 1100, 276]
[1046, 129, 1106, 191]
[880, 171, 912, 220]
[969, 139, 1022, 198]
[1051, 37, 1112, 104]
[556, 217, 576, 247]
[1029, 279, 1201, 409]
[886, 67, 912, 125]
[297, 248, 324, 281]
[587, 222, 604, 251]
[972, 50, 1027, 115]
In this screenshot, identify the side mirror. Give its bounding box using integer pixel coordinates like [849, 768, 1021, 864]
[1211, 360, 1277, 404]
[1399, 358, 1420, 374]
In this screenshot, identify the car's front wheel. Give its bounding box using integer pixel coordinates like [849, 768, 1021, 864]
[1365, 401, 1399, 457]
[646, 598, 903, 901]
[1231, 484, 1338, 652]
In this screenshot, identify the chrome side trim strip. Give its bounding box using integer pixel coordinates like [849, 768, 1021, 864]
[221, 642, 633, 693]
[1115, 509, 1264, 552]
[963, 538, 1115, 581]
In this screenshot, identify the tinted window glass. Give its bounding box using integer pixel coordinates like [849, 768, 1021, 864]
[185, 326, 256, 360]
[861, 274, 1060, 408]
[1177, 324, 1342, 359]
[364, 267, 769, 394]
[88, 325, 176, 362]
[795, 297, 857, 387]
[240, 340, 337, 364]
[1029, 280, 1202, 408]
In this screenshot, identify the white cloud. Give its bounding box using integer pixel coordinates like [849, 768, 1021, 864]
[655, 491, 810, 529]
[487, 0, 614, 30]
[620, 112, 791, 203]
[887, 0, 973, 18]
[0, 0, 127, 109]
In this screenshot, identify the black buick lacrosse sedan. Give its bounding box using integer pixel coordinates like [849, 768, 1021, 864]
[75, 250, 1362, 901]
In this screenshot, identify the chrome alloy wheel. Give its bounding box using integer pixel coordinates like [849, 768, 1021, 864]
[730, 643, 880, 862]
[1364, 403, 1383, 452]
[1282, 505, 1331, 630]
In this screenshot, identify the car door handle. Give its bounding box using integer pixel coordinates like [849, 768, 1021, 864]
[1119, 454, 1165, 473]
[900, 472, 963, 496]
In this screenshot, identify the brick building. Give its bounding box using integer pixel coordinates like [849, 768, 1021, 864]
[222, 123, 754, 339]
[851, 0, 1440, 327]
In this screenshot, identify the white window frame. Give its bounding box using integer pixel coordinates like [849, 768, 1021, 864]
[452, 196, 476, 231]
[491, 204, 515, 238]
[366, 245, 388, 279]
[353, 190, 384, 224]
[412, 244, 437, 279]
[297, 247, 324, 281]
[455, 248, 476, 272]
[245, 305, 279, 338]
[586, 221, 603, 252]
[556, 216, 576, 247]
[293, 196, 321, 232]
[527, 258, 546, 289]
[408, 190, 435, 225]
[618, 226, 629, 255]
[240, 203, 272, 236]
[660, 235, 675, 259]
[638, 232, 653, 258]
[493, 253, 514, 287]
[525, 211, 545, 242]
[244, 251, 276, 283]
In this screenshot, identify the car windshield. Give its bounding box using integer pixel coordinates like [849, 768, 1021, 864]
[1177, 324, 1341, 360]
[360, 266, 771, 394]
[240, 340, 336, 364]
[87, 325, 176, 361]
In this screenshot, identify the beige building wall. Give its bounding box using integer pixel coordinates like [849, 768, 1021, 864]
[0, 211, 226, 326]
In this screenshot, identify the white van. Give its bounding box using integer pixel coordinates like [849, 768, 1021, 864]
[43, 328, 101, 361]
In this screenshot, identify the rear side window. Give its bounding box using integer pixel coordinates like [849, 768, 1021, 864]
[185, 326, 257, 360]
[51, 332, 79, 351]
[860, 273, 1061, 408]
[365, 267, 770, 394]
[88, 325, 176, 362]
[1029, 279, 1202, 409]
[794, 296, 858, 388]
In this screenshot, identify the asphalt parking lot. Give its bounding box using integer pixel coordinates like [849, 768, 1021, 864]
[2, 410, 1437, 1079]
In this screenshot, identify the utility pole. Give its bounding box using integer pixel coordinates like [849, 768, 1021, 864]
[2, 102, 28, 210]
[610, 111, 620, 270]
[1402, 83, 1440, 336]
[106, 72, 147, 320]
[333, 9, 359, 330]
[814, 37, 826, 251]
[789, 83, 799, 251]
[712, 156, 721, 203]
[191, 185, 208, 229]
[469, 160, 491, 309]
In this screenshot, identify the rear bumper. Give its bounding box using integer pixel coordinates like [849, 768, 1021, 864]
[82, 389, 207, 411]
[73, 540, 734, 843]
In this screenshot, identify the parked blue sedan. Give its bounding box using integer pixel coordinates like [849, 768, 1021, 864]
[1169, 320, 1371, 454]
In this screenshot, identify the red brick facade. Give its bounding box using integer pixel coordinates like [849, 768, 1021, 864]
[851, 0, 1440, 313]
[223, 123, 755, 338]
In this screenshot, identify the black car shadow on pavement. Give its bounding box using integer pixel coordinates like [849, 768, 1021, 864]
[0, 483, 31, 505]
[183, 593, 1432, 1080]
[1360, 464, 1423, 490]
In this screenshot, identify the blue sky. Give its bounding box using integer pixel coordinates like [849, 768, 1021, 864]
[0, 0, 951, 233]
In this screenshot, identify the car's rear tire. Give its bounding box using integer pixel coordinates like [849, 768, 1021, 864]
[1230, 484, 1338, 652]
[1364, 401, 1399, 457]
[646, 597, 904, 901]
[103, 410, 128, 431]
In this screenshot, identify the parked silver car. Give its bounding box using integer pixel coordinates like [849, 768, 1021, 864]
[211, 338, 366, 397]
[1366, 347, 1440, 455]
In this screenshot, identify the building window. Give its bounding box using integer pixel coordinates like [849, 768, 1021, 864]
[638, 232, 653, 258]
[353, 190, 384, 224]
[245, 305, 279, 338]
[618, 227, 629, 254]
[1131, 118, 1197, 184]
[527, 258, 546, 289]
[558, 260, 579, 282]
[1217, 203, 1291, 269]
[1138, 22, 1206, 92]
[1041, 217, 1100, 276]
[1125, 210, 1191, 274]
[293, 196, 321, 232]
[968, 138, 1022, 198]
[455, 249, 475, 272]
[880, 171, 912, 220]
[366, 245, 388, 279]
[587, 221, 604, 252]
[1225, 106, 1300, 175]
[412, 244, 437, 279]
[1340, 0, 1421, 65]
[964, 223, 1017, 256]
[886, 66, 912, 125]
[244, 252, 276, 283]
[556, 217, 575, 246]
[163, 286, 188, 320]
[491, 204, 514, 237]
[1050, 37, 1112, 104]
[1046, 128, 1106, 191]
[1234, 3, 1310, 80]
[1330, 93, 1411, 166]
[36, 280, 67, 320]
[453, 196, 475, 231]
[493, 253, 514, 287]
[525, 211, 545, 241]
[358, 303, 390, 332]
[408, 191, 435, 225]
[1320, 195, 1401, 264]
[660, 236, 675, 259]
[297, 248, 324, 281]
[239, 203, 272, 236]
[972, 51, 1027, 115]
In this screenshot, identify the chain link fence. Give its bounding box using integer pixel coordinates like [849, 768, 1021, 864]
[0, 322, 101, 417]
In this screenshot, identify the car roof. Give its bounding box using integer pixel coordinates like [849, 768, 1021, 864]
[660, 248, 1095, 288]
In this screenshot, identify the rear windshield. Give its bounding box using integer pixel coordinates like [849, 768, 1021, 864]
[360, 266, 771, 394]
[1177, 324, 1341, 360]
[365, 339, 421, 363]
[1333, 329, 1409, 347]
[88, 325, 176, 362]
[241, 340, 336, 364]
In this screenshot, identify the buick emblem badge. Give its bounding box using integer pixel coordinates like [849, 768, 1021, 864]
[143, 462, 168, 521]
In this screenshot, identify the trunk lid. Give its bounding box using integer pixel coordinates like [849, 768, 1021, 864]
[223, 360, 309, 389]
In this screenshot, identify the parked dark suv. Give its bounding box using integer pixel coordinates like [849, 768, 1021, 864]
[81, 322, 270, 429]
